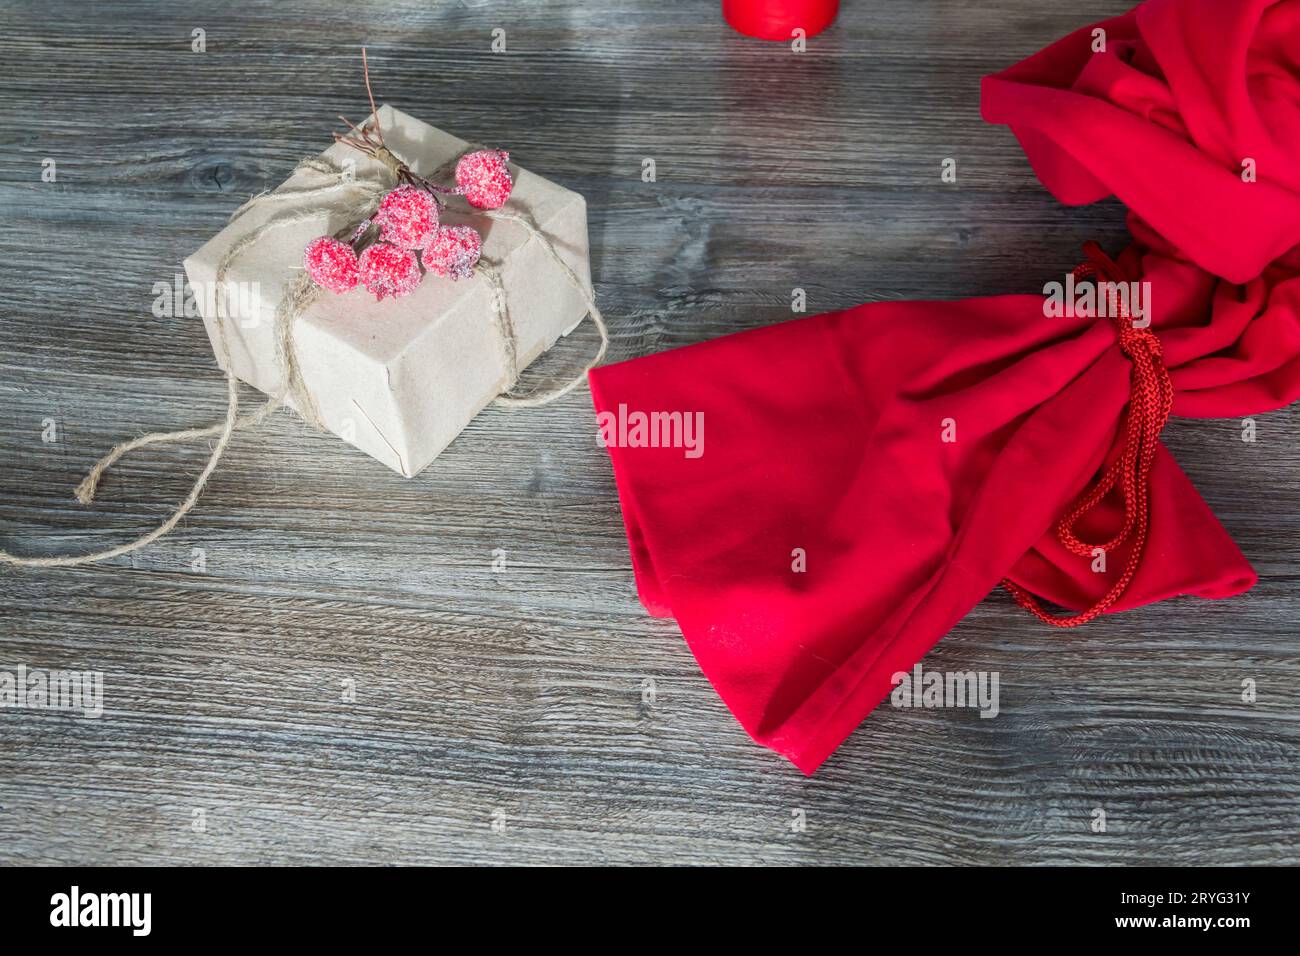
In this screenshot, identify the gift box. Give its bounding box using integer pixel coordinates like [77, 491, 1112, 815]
[184, 104, 593, 477]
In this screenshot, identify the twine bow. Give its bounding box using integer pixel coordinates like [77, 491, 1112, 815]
[1001, 241, 1174, 627]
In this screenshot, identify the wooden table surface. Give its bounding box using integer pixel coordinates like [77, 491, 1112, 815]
[1, 0, 1296, 866]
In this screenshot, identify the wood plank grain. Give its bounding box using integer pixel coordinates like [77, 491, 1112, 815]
[1, 0, 1296, 865]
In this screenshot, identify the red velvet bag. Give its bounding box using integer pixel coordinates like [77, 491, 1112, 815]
[589, 0, 1300, 773]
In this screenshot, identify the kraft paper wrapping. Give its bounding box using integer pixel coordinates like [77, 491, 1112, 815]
[184, 105, 592, 477]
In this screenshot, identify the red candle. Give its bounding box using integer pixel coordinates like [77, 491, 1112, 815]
[722, 0, 840, 41]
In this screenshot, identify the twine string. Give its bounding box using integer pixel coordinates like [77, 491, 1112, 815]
[479, 206, 608, 407]
[0, 158, 389, 567]
[477, 259, 520, 387]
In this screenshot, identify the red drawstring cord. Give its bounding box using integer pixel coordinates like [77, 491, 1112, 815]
[1001, 242, 1175, 627]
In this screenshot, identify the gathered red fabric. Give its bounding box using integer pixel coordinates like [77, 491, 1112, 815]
[589, 0, 1300, 773]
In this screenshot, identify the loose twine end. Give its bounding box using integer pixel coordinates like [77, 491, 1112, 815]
[73, 475, 100, 506]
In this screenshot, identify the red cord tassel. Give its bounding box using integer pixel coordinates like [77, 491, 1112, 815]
[1002, 242, 1174, 627]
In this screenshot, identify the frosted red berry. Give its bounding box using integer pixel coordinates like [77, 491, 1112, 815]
[422, 225, 483, 280]
[303, 236, 360, 294]
[455, 150, 513, 209]
[373, 184, 439, 250]
[357, 242, 422, 300]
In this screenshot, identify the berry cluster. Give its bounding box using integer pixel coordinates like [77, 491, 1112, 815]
[303, 149, 513, 301]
